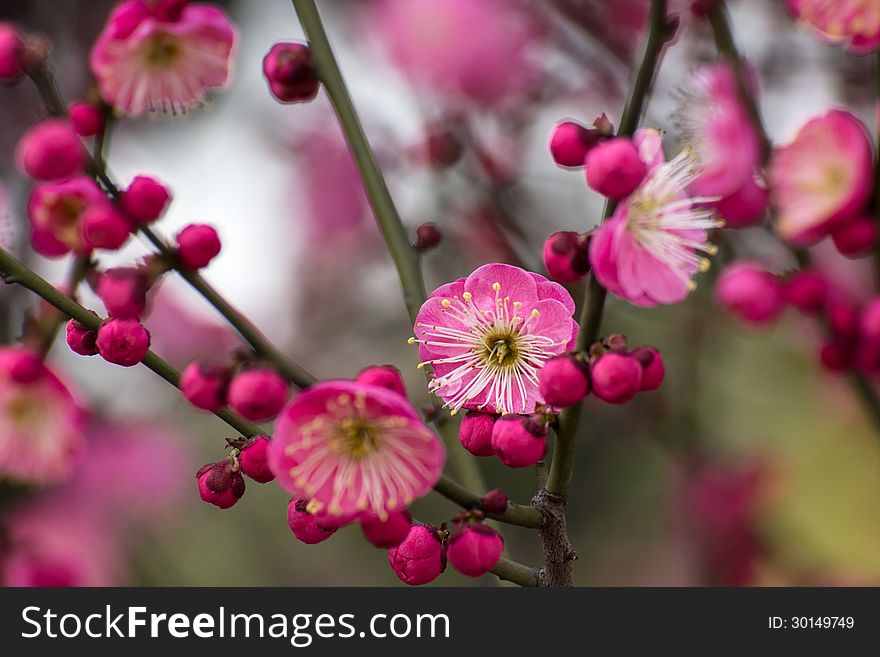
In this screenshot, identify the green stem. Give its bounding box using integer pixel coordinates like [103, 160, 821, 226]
[0, 245, 260, 437]
[707, 2, 772, 163]
[491, 558, 538, 587]
[291, 0, 426, 324]
[432, 474, 544, 529]
[547, 0, 671, 497]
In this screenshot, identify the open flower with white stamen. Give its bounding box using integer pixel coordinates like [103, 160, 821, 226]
[590, 147, 723, 307]
[90, 0, 237, 116]
[412, 264, 577, 415]
[268, 381, 444, 522]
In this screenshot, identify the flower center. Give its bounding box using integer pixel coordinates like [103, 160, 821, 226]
[333, 417, 381, 460]
[6, 392, 41, 429]
[143, 33, 182, 67]
[481, 329, 521, 367]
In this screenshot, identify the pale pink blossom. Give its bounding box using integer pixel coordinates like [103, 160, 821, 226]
[413, 264, 577, 415]
[785, 0, 880, 53]
[589, 147, 721, 306]
[90, 0, 237, 115]
[269, 380, 445, 522]
[27, 176, 107, 257]
[0, 348, 86, 485]
[770, 109, 873, 246]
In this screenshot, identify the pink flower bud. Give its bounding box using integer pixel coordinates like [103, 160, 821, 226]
[387, 524, 445, 586]
[361, 509, 413, 548]
[860, 297, 880, 344]
[784, 270, 828, 314]
[538, 354, 590, 407]
[6, 349, 45, 384]
[631, 346, 665, 391]
[227, 368, 289, 421]
[81, 204, 132, 250]
[549, 121, 592, 168]
[120, 175, 171, 224]
[16, 119, 85, 181]
[458, 410, 497, 457]
[263, 42, 320, 104]
[590, 352, 642, 404]
[491, 414, 547, 468]
[196, 459, 245, 509]
[180, 362, 230, 411]
[414, 223, 442, 252]
[715, 176, 769, 228]
[153, 0, 188, 22]
[420, 129, 463, 169]
[819, 340, 852, 372]
[542, 231, 591, 283]
[65, 319, 98, 356]
[585, 137, 647, 200]
[0, 23, 24, 79]
[447, 524, 504, 577]
[68, 101, 105, 137]
[96, 318, 150, 367]
[287, 498, 338, 544]
[239, 435, 275, 483]
[176, 223, 221, 269]
[96, 267, 148, 318]
[479, 489, 509, 515]
[355, 364, 407, 398]
[714, 261, 784, 325]
[832, 217, 877, 258]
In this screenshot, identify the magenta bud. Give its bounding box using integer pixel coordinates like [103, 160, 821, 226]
[542, 231, 591, 283]
[414, 223, 442, 252]
[196, 459, 245, 509]
[479, 489, 509, 515]
[96, 267, 148, 318]
[819, 340, 852, 373]
[832, 217, 877, 258]
[180, 361, 230, 411]
[287, 498, 338, 544]
[631, 346, 665, 391]
[828, 301, 859, 340]
[227, 368, 289, 421]
[361, 509, 413, 548]
[715, 176, 769, 228]
[549, 121, 592, 168]
[263, 42, 320, 104]
[239, 435, 275, 483]
[714, 261, 785, 325]
[784, 270, 828, 314]
[65, 319, 98, 356]
[175, 223, 221, 270]
[447, 524, 504, 578]
[96, 318, 150, 367]
[68, 101, 105, 137]
[458, 410, 497, 457]
[590, 352, 642, 404]
[860, 297, 880, 344]
[120, 175, 171, 224]
[387, 524, 445, 586]
[6, 350, 45, 384]
[81, 204, 132, 251]
[16, 119, 85, 181]
[422, 129, 462, 169]
[491, 414, 547, 468]
[355, 364, 407, 398]
[585, 137, 646, 200]
[538, 354, 590, 407]
[0, 23, 24, 80]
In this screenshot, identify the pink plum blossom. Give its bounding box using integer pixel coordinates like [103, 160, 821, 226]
[27, 176, 107, 257]
[90, 0, 237, 116]
[367, 0, 542, 106]
[0, 348, 86, 485]
[589, 147, 722, 307]
[269, 380, 445, 522]
[770, 109, 872, 246]
[412, 264, 577, 415]
[785, 0, 880, 53]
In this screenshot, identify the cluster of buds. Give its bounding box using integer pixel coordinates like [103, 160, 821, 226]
[196, 436, 274, 509]
[181, 351, 290, 422]
[457, 410, 546, 467]
[548, 113, 614, 168]
[542, 230, 591, 283]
